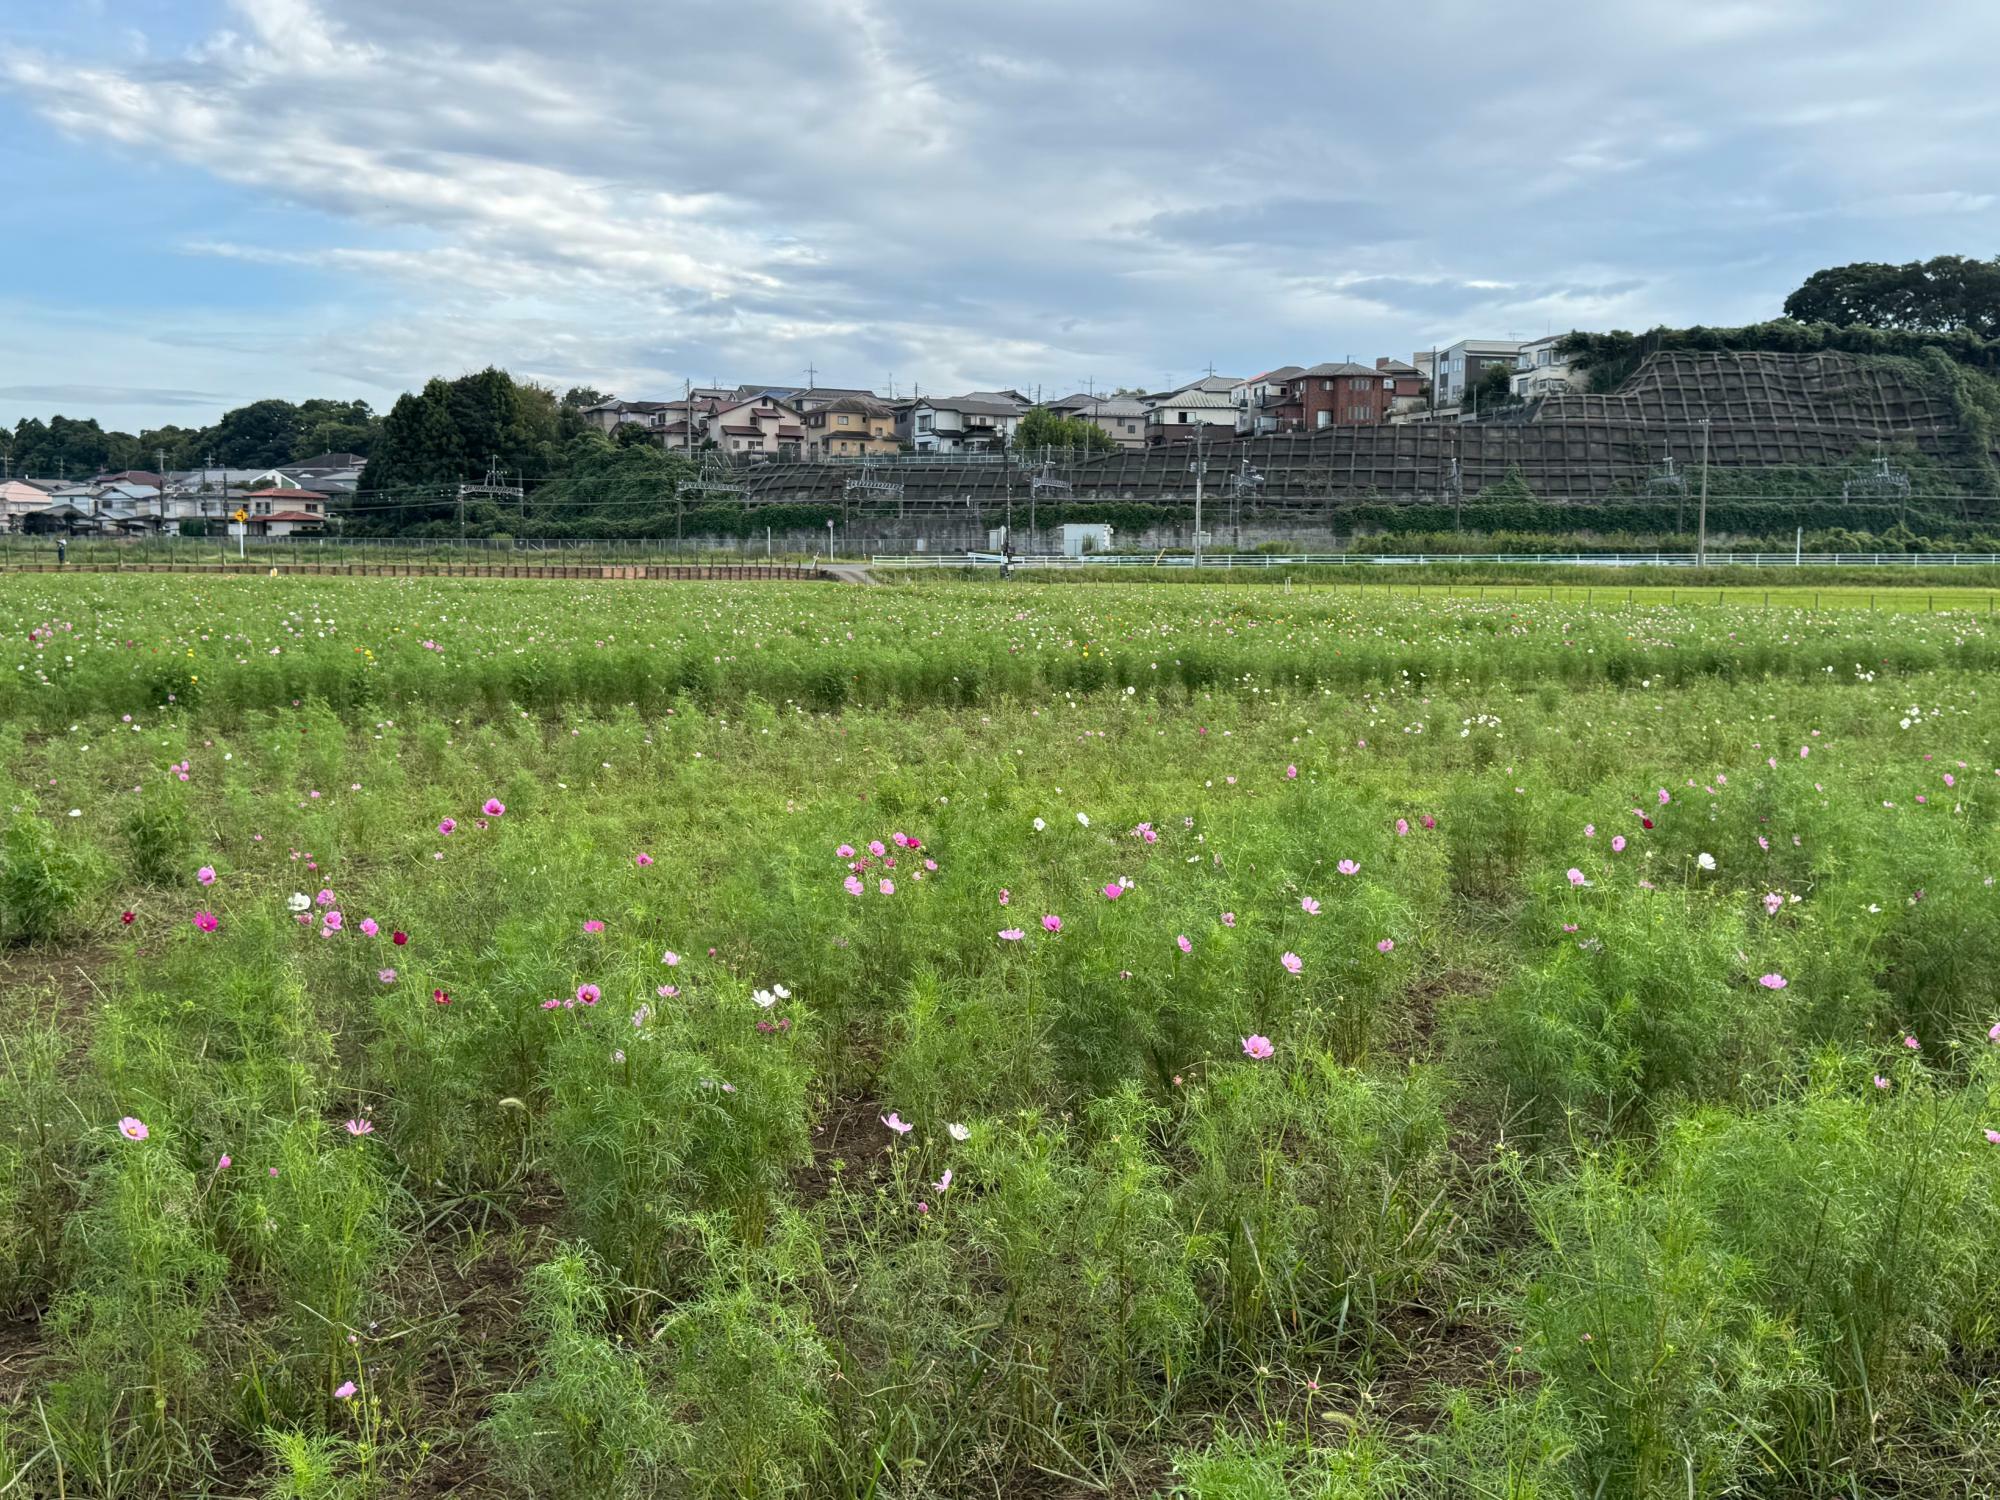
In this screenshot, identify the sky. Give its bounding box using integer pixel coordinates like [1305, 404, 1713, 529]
[4, 0, 2000, 433]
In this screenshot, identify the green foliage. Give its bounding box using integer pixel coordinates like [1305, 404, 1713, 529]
[1013, 403, 1118, 453]
[1784, 254, 2000, 337]
[486, 1246, 680, 1496]
[0, 809, 90, 944]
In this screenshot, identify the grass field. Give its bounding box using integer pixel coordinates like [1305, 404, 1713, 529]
[3, 576, 1999, 1497]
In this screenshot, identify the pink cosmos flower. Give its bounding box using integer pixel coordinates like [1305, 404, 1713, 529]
[117, 1116, 148, 1141]
[868, 840, 886, 857]
[343, 1119, 373, 1136]
[360, 918, 379, 937]
[438, 818, 456, 836]
[483, 799, 504, 817]
[1177, 934, 1193, 954]
[583, 919, 605, 935]
[1377, 938, 1395, 953]
[1874, 1076, 1890, 1090]
[323, 910, 343, 932]
[1566, 868, 1588, 887]
[1300, 896, 1320, 915]
[933, 1167, 953, 1192]
[1611, 836, 1626, 852]
[1583, 824, 1595, 839]
[193, 911, 219, 933]
[1042, 913, 1062, 932]
[880, 1111, 914, 1136]
[1986, 1130, 2000, 1146]
[1904, 1035, 1920, 1050]
[196, 865, 216, 886]
[1395, 819, 1409, 836]
[1657, 788, 1671, 806]
[1762, 893, 1782, 916]
[1758, 973, 1786, 989]
[1337, 859, 1359, 876]
[216, 1153, 231, 1170]
[1285, 764, 1298, 780]
[1421, 814, 1436, 829]
[1241, 1033, 1274, 1060]
[378, 967, 396, 983]
[1990, 1022, 2000, 1043]
[1221, 911, 1236, 927]
[334, 1381, 357, 1400]
[662, 950, 681, 966]
[878, 878, 895, 896]
[844, 875, 864, 897]
[836, 843, 854, 858]
[1102, 883, 1123, 900]
[577, 983, 601, 1006]
[1280, 951, 1302, 975]
[998, 927, 1024, 941]
[635, 852, 653, 867]
[997, 888, 1010, 906]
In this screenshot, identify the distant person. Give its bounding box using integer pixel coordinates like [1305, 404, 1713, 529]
[55, 538, 66, 567]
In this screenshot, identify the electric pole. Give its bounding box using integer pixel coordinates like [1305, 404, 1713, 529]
[1696, 417, 1711, 567]
[1190, 423, 1207, 568]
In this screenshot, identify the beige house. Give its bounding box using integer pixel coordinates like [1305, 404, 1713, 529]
[703, 398, 804, 457]
[802, 396, 899, 457]
[1048, 393, 1149, 449]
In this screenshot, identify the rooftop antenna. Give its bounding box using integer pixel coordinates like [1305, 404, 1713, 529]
[805, 363, 818, 391]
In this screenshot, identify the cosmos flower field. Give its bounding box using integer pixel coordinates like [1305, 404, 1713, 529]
[3, 575, 1999, 1498]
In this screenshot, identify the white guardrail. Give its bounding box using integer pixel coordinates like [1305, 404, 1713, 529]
[870, 552, 2000, 570]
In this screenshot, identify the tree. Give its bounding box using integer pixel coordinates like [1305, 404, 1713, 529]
[10, 415, 117, 478]
[1471, 361, 1517, 412]
[291, 398, 381, 460]
[1011, 406, 1117, 454]
[1783, 255, 2000, 338]
[197, 399, 304, 468]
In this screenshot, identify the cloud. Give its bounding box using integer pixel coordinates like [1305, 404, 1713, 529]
[0, 384, 226, 408]
[4, 0, 2000, 428]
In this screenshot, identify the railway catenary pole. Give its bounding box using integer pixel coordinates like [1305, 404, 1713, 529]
[1696, 416, 1711, 567]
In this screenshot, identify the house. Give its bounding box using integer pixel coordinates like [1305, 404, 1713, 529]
[0, 479, 56, 533]
[1509, 335, 1579, 400]
[1147, 375, 1240, 404]
[162, 469, 297, 532]
[1144, 389, 1240, 446]
[1425, 339, 1525, 408]
[1047, 393, 1150, 449]
[1230, 368, 1305, 434]
[279, 453, 369, 496]
[702, 397, 803, 458]
[1375, 358, 1428, 415]
[899, 395, 1026, 453]
[240, 488, 329, 536]
[580, 398, 676, 434]
[1291, 362, 1399, 428]
[789, 386, 882, 415]
[802, 396, 898, 458]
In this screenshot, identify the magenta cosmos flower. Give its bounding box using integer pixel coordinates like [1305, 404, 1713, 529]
[483, 799, 505, 817]
[193, 911, 219, 933]
[1280, 951, 1303, 975]
[1177, 934, 1193, 954]
[635, 852, 653, 867]
[1241, 1034, 1274, 1060]
[583, 919, 605, 934]
[1041, 914, 1062, 933]
[438, 818, 456, 836]
[577, 983, 601, 1005]
[117, 1116, 149, 1141]
[1102, 883, 1123, 900]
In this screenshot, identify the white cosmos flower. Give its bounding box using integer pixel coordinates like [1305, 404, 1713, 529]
[947, 1122, 971, 1142]
[1696, 852, 1716, 871]
[772, 983, 791, 1000]
[1032, 818, 1045, 832]
[1076, 812, 1090, 827]
[287, 892, 311, 912]
[752, 989, 776, 1008]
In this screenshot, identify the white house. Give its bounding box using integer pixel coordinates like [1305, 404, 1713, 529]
[1509, 334, 1579, 399]
[900, 395, 1026, 453]
[1144, 389, 1239, 446]
[1426, 339, 1524, 407]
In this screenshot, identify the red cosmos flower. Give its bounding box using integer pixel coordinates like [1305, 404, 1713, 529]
[120, 910, 135, 924]
[392, 931, 408, 945]
[432, 989, 451, 1006]
[1641, 817, 1654, 830]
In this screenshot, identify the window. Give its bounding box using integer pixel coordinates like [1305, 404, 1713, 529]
[1124, 421, 1136, 432]
[1316, 410, 1330, 429]
[916, 413, 932, 431]
[1322, 380, 1332, 391]
[837, 414, 850, 425]
[1178, 411, 1189, 423]
[1351, 377, 1368, 391]
[1383, 378, 1394, 389]
[732, 440, 742, 451]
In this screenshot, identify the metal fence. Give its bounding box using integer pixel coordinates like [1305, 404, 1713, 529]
[870, 551, 2000, 570]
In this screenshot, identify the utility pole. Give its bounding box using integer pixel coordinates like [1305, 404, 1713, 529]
[805, 363, 818, 391]
[1004, 438, 1013, 549]
[1696, 417, 1711, 567]
[684, 380, 695, 457]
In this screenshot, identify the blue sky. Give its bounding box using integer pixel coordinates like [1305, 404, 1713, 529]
[5, 0, 2000, 432]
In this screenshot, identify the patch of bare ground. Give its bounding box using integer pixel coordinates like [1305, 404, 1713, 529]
[0, 938, 118, 1047]
[1387, 966, 1494, 1064]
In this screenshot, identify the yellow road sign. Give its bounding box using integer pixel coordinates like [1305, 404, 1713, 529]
[232, 508, 249, 523]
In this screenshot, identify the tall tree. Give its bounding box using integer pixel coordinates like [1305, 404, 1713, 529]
[1783, 254, 2000, 337]
[198, 399, 305, 468]
[1012, 406, 1117, 454]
